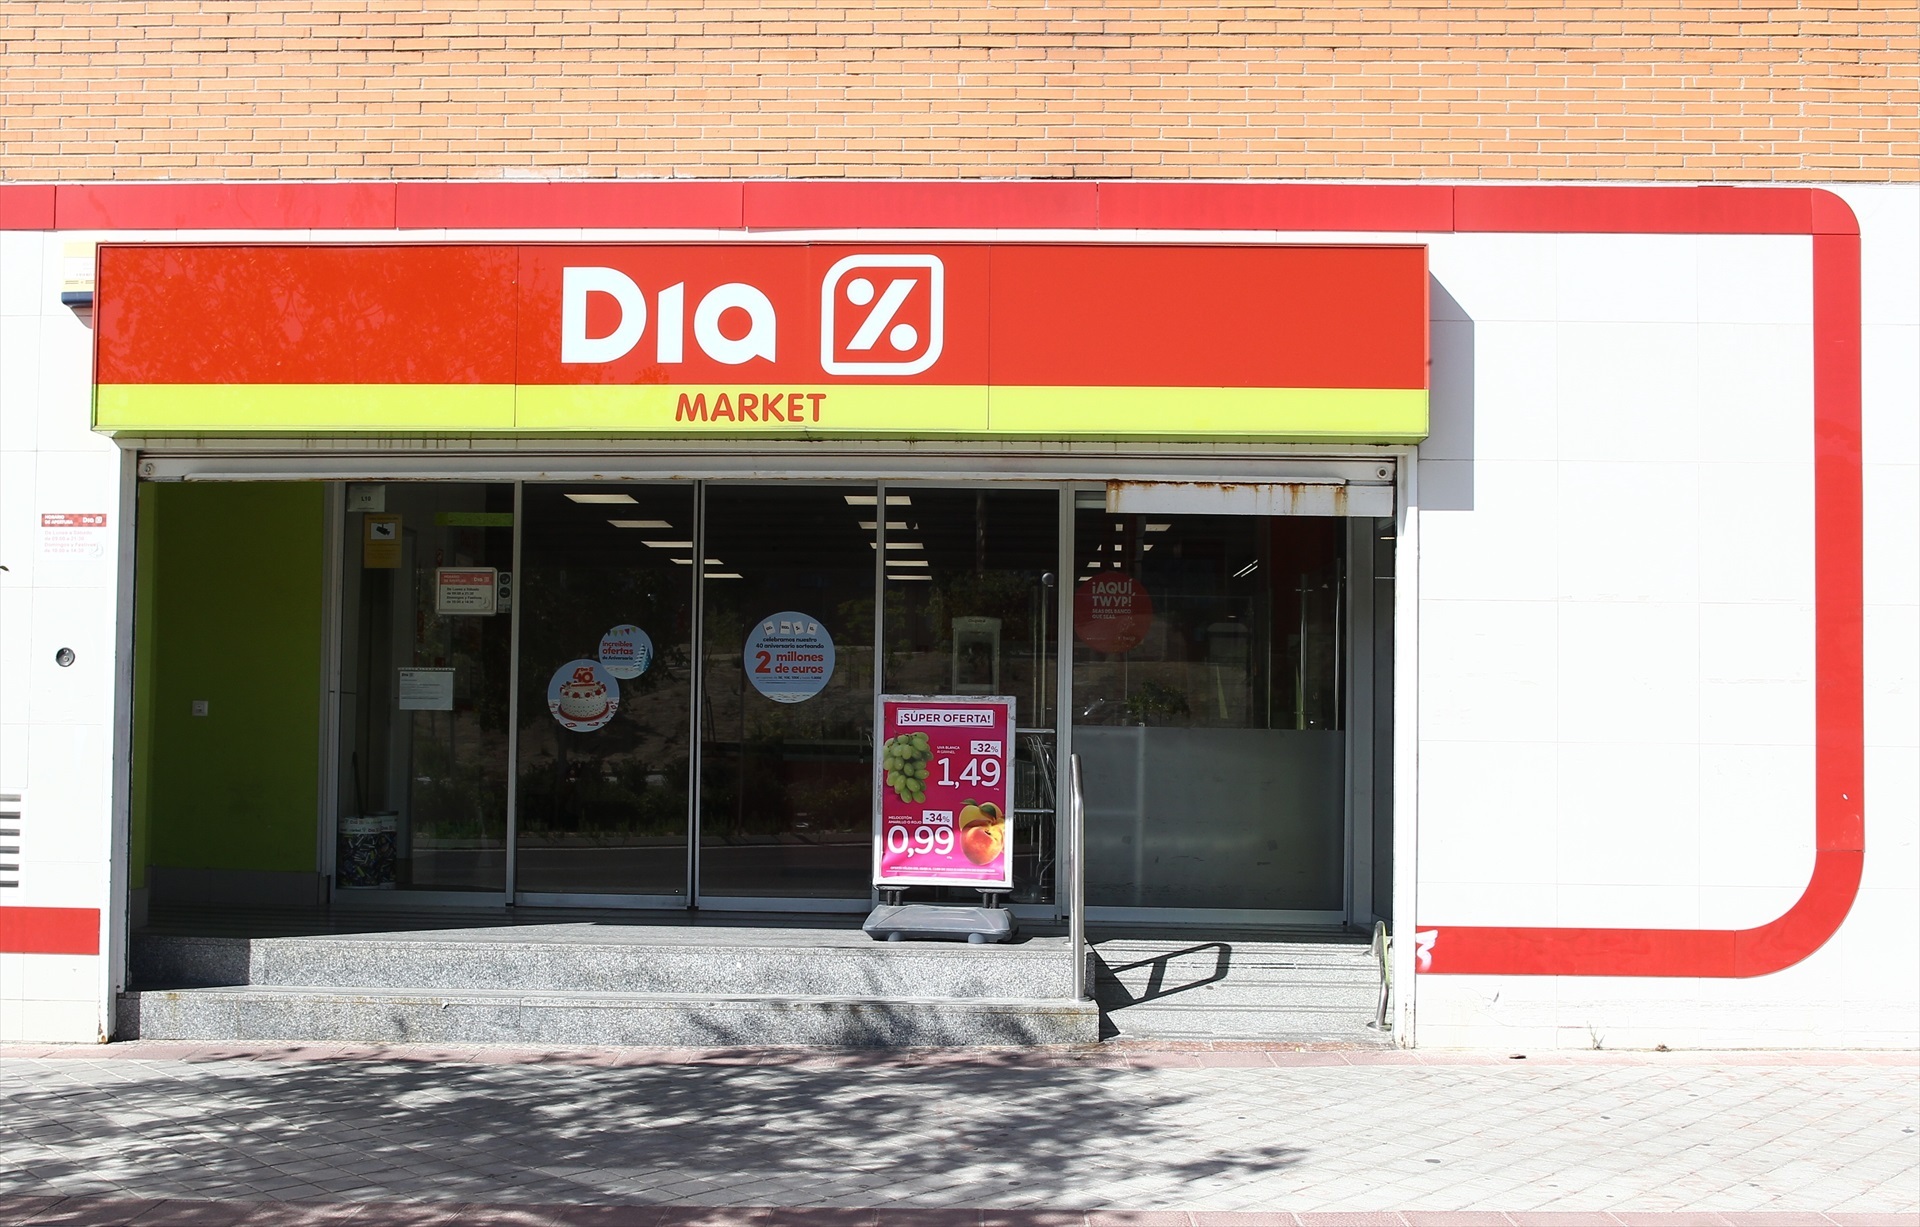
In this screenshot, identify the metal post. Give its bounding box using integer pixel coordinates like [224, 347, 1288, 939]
[503, 481, 524, 902]
[1069, 752, 1087, 1001]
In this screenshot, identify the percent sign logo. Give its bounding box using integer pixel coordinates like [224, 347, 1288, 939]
[820, 254, 945, 376]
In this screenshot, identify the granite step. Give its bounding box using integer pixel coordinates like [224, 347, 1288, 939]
[131, 925, 1084, 1002]
[118, 984, 1100, 1048]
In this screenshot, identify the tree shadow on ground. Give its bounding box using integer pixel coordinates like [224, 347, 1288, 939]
[0, 1051, 1308, 1211]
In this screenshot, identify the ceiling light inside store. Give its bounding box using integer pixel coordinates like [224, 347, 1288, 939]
[706, 572, 743, 579]
[670, 558, 726, 566]
[608, 519, 673, 529]
[642, 540, 694, 549]
[888, 573, 932, 582]
[844, 495, 912, 507]
[1232, 561, 1259, 578]
[869, 541, 924, 550]
[1146, 523, 1171, 532]
[886, 558, 930, 568]
[565, 493, 638, 505]
[858, 521, 911, 531]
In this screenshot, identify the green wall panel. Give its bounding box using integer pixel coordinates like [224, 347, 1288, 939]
[131, 483, 325, 876]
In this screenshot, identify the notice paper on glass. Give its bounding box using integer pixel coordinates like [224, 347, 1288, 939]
[435, 567, 498, 615]
[397, 668, 455, 711]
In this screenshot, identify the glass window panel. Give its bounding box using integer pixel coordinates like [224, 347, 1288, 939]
[1071, 509, 1346, 911]
[882, 488, 1060, 904]
[335, 482, 514, 893]
[698, 485, 877, 901]
[513, 483, 696, 897]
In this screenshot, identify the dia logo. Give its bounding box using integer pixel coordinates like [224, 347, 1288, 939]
[819, 255, 944, 376]
[557, 256, 945, 377]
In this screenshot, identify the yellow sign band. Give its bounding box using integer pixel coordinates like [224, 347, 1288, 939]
[96, 383, 1428, 442]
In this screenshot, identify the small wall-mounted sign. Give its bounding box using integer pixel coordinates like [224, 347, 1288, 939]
[346, 483, 386, 513]
[38, 512, 109, 561]
[60, 241, 96, 307]
[363, 514, 401, 568]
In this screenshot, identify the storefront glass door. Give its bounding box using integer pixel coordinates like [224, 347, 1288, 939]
[695, 485, 879, 905]
[1070, 498, 1348, 918]
[881, 487, 1062, 905]
[335, 482, 515, 896]
[513, 483, 697, 902]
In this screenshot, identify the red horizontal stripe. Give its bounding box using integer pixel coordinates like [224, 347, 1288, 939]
[0, 907, 100, 956]
[1099, 183, 1455, 233]
[54, 183, 397, 231]
[1453, 185, 1824, 235]
[744, 180, 1102, 230]
[396, 181, 745, 231]
[0, 184, 57, 230]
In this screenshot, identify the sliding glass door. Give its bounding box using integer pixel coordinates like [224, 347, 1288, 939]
[512, 483, 696, 902]
[696, 485, 879, 905]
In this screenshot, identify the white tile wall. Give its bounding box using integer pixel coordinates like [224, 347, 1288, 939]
[1417, 462, 1559, 602]
[1419, 599, 1560, 742]
[1556, 234, 1699, 324]
[1695, 324, 1816, 464]
[1554, 741, 1701, 889]
[1415, 189, 1919, 1051]
[1456, 321, 1560, 463]
[1, 228, 117, 1045]
[1427, 233, 1560, 322]
[1556, 324, 1702, 461]
[1697, 744, 1816, 889]
[1862, 747, 1918, 892]
[1555, 602, 1700, 745]
[1696, 235, 1813, 325]
[1554, 464, 1701, 603]
[1416, 740, 1558, 887]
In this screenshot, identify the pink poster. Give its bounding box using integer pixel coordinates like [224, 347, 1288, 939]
[874, 694, 1016, 890]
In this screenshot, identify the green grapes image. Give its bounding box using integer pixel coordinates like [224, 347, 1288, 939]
[882, 731, 932, 803]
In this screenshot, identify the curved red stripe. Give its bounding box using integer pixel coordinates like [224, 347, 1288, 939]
[4, 179, 1861, 979]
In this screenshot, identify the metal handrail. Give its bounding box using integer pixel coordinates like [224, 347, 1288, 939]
[1068, 753, 1088, 1001]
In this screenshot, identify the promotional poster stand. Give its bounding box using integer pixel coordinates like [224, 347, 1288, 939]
[863, 694, 1019, 944]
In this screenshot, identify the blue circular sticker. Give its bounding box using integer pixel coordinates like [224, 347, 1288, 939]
[547, 658, 620, 732]
[598, 624, 654, 680]
[744, 611, 835, 704]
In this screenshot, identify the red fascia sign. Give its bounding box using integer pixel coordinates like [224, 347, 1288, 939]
[875, 696, 1017, 891]
[90, 242, 1430, 440]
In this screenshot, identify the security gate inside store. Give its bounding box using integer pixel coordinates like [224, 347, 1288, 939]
[320, 476, 1393, 925]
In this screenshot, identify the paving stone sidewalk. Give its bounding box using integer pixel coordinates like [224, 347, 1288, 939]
[0, 1043, 1913, 1223]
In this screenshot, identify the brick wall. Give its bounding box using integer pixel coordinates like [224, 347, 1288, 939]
[1, 1, 1914, 183]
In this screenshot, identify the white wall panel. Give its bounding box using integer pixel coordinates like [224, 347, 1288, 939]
[1427, 233, 1559, 322]
[1555, 325, 1700, 461]
[1695, 325, 1817, 466]
[1416, 740, 1558, 886]
[1556, 234, 1698, 324]
[1416, 462, 1558, 601]
[1415, 186, 1919, 1050]
[1418, 598, 1559, 742]
[1697, 235, 1812, 325]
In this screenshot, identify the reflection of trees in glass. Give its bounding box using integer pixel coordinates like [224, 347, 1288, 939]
[515, 543, 693, 840]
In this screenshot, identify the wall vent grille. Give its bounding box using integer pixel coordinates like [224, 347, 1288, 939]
[0, 793, 20, 889]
